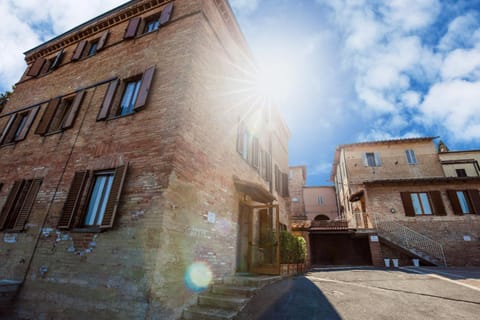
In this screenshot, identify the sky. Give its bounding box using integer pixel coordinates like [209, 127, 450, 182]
[1, 0, 480, 186]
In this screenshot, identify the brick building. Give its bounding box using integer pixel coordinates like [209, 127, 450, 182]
[331, 137, 480, 267]
[0, 1, 290, 318]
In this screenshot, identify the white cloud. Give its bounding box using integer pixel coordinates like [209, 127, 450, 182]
[380, 0, 441, 31]
[441, 47, 480, 80]
[420, 80, 480, 140]
[438, 12, 480, 51]
[401, 91, 421, 108]
[0, 0, 126, 91]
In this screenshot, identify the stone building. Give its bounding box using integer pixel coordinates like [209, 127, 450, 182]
[331, 137, 480, 267]
[0, 0, 290, 318]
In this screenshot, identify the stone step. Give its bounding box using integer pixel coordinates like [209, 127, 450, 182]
[210, 284, 257, 297]
[198, 292, 249, 309]
[222, 275, 281, 288]
[183, 305, 237, 320]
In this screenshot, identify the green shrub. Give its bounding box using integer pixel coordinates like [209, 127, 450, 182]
[280, 231, 306, 264]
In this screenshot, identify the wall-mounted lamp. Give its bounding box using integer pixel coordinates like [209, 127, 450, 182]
[390, 208, 396, 213]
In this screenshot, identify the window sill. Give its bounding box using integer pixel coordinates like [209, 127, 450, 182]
[71, 227, 103, 233]
[0, 142, 16, 148]
[43, 129, 64, 137]
[107, 112, 135, 121]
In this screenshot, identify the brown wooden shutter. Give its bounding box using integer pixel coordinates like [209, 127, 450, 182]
[16, 106, 39, 141]
[467, 189, 480, 215]
[134, 66, 155, 111]
[62, 91, 85, 129]
[97, 79, 119, 121]
[159, 2, 174, 26]
[282, 173, 289, 197]
[35, 99, 60, 135]
[71, 40, 87, 61]
[97, 30, 110, 51]
[400, 192, 415, 217]
[429, 191, 446, 216]
[0, 181, 23, 230]
[50, 50, 64, 70]
[58, 171, 89, 229]
[100, 164, 128, 229]
[447, 190, 463, 215]
[274, 165, 280, 192]
[266, 152, 272, 182]
[11, 179, 42, 231]
[252, 137, 259, 169]
[27, 58, 46, 77]
[124, 17, 141, 39]
[0, 115, 16, 145]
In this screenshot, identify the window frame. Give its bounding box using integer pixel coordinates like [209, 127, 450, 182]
[401, 191, 446, 217]
[447, 189, 480, 215]
[83, 170, 115, 227]
[405, 149, 417, 165]
[363, 152, 381, 167]
[410, 192, 433, 215]
[0, 106, 39, 146]
[456, 169, 467, 177]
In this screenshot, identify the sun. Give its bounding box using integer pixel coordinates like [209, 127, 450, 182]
[253, 55, 296, 104]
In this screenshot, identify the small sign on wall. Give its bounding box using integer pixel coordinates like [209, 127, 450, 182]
[463, 235, 472, 241]
[370, 235, 379, 242]
[207, 211, 216, 224]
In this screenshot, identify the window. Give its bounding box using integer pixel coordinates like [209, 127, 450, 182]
[447, 189, 480, 215]
[57, 164, 128, 230]
[0, 107, 39, 146]
[456, 169, 467, 177]
[0, 179, 42, 231]
[119, 79, 141, 115]
[363, 152, 381, 167]
[143, 15, 161, 34]
[123, 3, 174, 39]
[35, 91, 85, 136]
[401, 191, 446, 217]
[71, 30, 109, 61]
[97, 66, 155, 121]
[318, 195, 324, 205]
[27, 50, 64, 77]
[411, 193, 432, 215]
[405, 149, 417, 164]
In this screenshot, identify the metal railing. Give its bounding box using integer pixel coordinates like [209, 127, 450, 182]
[374, 214, 447, 266]
[310, 220, 349, 230]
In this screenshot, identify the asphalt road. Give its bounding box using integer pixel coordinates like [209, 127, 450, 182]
[236, 267, 480, 320]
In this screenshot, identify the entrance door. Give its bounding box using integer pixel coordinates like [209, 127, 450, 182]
[248, 205, 280, 275]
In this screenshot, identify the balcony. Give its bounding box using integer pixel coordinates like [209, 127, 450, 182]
[310, 220, 349, 230]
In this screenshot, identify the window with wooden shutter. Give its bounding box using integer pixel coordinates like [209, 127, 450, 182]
[36, 98, 61, 135]
[97, 30, 109, 51]
[133, 66, 155, 111]
[159, 2, 174, 26]
[266, 152, 272, 182]
[124, 17, 141, 39]
[27, 58, 46, 77]
[0, 179, 42, 231]
[274, 165, 280, 193]
[1, 107, 39, 145]
[252, 137, 259, 169]
[97, 79, 119, 121]
[400, 192, 415, 217]
[58, 171, 89, 229]
[72, 40, 87, 61]
[429, 191, 446, 216]
[58, 165, 127, 230]
[282, 172, 289, 197]
[447, 190, 467, 215]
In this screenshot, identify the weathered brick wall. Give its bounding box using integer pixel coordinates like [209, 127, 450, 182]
[0, 1, 291, 319]
[288, 166, 306, 218]
[304, 186, 338, 221]
[367, 183, 480, 266]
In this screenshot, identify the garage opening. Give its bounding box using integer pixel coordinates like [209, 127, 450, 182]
[309, 233, 372, 266]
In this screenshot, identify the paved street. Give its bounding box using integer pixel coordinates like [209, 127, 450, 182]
[237, 267, 480, 320]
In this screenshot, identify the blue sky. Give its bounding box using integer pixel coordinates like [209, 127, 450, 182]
[1, 0, 479, 186]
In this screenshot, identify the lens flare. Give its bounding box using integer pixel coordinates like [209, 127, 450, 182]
[184, 261, 213, 292]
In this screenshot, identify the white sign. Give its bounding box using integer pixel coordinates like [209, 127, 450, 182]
[370, 235, 379, 242]
[207, 211, 216, 224]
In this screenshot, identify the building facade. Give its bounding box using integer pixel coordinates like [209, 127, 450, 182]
[0, 1, 290, 318]
[331, 138, 480, 267]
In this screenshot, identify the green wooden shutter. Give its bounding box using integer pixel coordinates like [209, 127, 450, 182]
[100, 164, 128, 229]
[58, 171, 89, 229]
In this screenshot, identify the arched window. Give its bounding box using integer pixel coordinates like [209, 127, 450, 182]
[314, 214, 330, 221]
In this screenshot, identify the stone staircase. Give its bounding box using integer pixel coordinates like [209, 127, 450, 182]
[374, 217, 447, 266]
[182, 274, 281, 320]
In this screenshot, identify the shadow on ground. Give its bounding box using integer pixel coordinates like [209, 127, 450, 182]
[236, 276, 341, 320]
